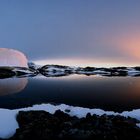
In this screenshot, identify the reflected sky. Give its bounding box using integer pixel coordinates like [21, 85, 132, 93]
[1, 75, 140, 112]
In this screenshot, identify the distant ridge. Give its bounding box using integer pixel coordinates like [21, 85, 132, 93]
[1, 63, 140, 78]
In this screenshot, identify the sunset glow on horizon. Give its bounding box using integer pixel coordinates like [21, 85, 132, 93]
[34, 31, 140, 67]
[34, 57, 140, 68]
[0, 1, 140, 67]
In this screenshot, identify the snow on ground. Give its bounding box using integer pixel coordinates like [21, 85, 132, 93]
[0, 104, 140, 139]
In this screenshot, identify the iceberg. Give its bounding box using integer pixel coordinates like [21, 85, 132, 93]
[0, 48, 28, 67]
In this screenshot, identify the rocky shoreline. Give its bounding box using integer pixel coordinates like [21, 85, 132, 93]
[1, 64, 140, 79]
[3, 110, 139, 140]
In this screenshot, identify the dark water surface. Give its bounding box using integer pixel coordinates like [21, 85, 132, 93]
[0, 74, 140, 112]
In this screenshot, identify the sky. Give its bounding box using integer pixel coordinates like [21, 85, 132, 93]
[0, 0, 140, 67]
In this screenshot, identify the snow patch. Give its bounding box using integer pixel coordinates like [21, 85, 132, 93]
[0, 104, 140, 139]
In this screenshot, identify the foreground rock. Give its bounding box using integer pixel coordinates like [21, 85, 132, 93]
[10, 110, 140, 140]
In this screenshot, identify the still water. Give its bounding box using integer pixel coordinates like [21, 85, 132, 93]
[0, 74, 140, 112]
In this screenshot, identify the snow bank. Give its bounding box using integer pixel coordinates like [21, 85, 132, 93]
[0, 104, 140, 139]
[0, 109, 18, 139]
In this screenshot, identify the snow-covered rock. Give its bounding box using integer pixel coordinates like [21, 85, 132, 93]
[39, 65, 74, 77]
[28, 62, 41, 70]
[0, 66, 37, 79]
[0, 104, 140, 139]
[37, 65, 140, 77]
[0, 48, 28, 67]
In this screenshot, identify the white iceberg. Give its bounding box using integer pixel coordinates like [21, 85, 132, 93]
[0, 48, 28, 67]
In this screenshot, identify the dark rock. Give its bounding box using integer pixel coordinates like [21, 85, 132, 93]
[14, 67, 38, 77]
[38, 64, 73, 77]
[112, 67, 127, 70]
[0, 67, 16, 78]
[10, 110, 140, 140]
[65, 109, 71, 113]
[2, 65, 140, 79]
[134, 67, 140, 71]
[28, 62, 38, 70]
[0, 66, 38, 79]
[83, 67, 96, 72]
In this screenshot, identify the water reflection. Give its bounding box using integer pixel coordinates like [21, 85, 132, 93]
[27, 75, 140, 112]
[0, 78, 28, 96]
[0, 75, 140, 112]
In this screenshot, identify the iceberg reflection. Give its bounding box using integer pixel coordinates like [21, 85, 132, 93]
[0, 78, 28, 96]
